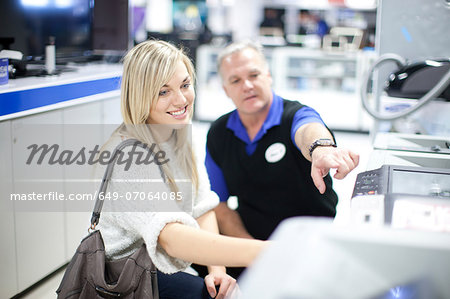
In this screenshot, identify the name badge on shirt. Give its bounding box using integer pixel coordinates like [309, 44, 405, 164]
[265, 143, 286, 163]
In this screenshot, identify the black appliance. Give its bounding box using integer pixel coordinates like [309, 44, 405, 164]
[384, 59, 450, 100]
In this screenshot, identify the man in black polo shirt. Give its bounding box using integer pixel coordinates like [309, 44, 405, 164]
[204, 41, 359, 277]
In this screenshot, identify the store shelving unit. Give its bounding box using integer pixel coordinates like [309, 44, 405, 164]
[195, 44, 376, 131]
[254, 3, 377, 131]
[272, 48, 357, 91]
[270, 47, 377, 131]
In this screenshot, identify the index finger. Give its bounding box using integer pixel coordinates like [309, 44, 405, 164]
[217, 278, 234, 299]
[311, 166, 326, 194]
[204, 275, 217, 298]
[348, 150, 360, 166]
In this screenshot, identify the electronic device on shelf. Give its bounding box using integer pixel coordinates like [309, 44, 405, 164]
[351, 165, 450, 231]
[0, 0, 130, 77]
[0, 0, 93, 63]
[385, 59, 450, 100]
[352, 164, 450, 198]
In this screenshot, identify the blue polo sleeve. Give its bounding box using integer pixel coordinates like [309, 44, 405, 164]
[290, 106, 325, 150]
[205, 147, 230, 202]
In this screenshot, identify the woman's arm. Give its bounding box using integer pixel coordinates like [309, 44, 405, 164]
[196, 210, 237, 299]
[196, 210, 227, 273]
[158, 220, 266, 267]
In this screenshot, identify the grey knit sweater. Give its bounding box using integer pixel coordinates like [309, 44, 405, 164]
[96, 134, 219, 274]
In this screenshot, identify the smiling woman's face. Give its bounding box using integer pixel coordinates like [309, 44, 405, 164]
[146, 60, 194, 125]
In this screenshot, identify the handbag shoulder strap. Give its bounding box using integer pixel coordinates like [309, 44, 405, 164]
[90, 138, 166, 229]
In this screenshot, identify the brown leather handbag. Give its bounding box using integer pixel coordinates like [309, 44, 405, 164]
[56, 139, 159, 299]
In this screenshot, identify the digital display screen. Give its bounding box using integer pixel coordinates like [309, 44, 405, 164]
[172, 1, 207, 33]
[391, 169, 450, 198]
[0, 0, 93, 61]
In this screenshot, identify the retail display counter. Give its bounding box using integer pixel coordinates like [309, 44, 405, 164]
[0, 63, 122, 121]
[0, 63, 123, 297]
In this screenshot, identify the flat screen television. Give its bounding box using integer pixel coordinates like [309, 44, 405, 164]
[0, 0, 130, 66]
[0, 0, 94, 63]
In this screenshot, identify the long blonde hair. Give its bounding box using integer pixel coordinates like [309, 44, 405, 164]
[116, 40, 198, 194]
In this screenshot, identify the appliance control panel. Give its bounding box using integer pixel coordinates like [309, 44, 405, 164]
[352, 166, 388, 198]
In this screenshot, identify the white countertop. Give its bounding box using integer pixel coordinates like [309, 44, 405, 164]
[0, 62, 123, 94]
[0, 63, 123, 121]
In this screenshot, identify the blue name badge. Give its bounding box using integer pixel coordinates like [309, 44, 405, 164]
[0, 58, 8, 85]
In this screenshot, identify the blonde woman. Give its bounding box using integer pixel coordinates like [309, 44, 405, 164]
[96, 40, 266, 299]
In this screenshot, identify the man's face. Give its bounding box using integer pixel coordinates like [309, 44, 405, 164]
[220, 48, 273, 117]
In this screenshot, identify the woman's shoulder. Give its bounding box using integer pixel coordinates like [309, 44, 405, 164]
[97, 134, 166, 179]
[102, 134, 127, 152]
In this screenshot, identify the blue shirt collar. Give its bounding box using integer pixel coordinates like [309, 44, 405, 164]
[226, 91, 283, 144]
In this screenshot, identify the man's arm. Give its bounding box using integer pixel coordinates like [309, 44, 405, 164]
[294, 122, 359, 194]
[214, 202, 254, 239]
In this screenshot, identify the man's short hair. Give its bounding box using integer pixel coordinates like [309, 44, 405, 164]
[217, 40, 268, 80]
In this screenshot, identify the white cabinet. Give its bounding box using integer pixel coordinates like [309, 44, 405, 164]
[11, 110, 67, 292]
[0, 121, 18, 299]
[102, 96, 122, 125]
[0, 65, 123, 296]
[62, 102, 103, 259]
[271, 47, 376, 131]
